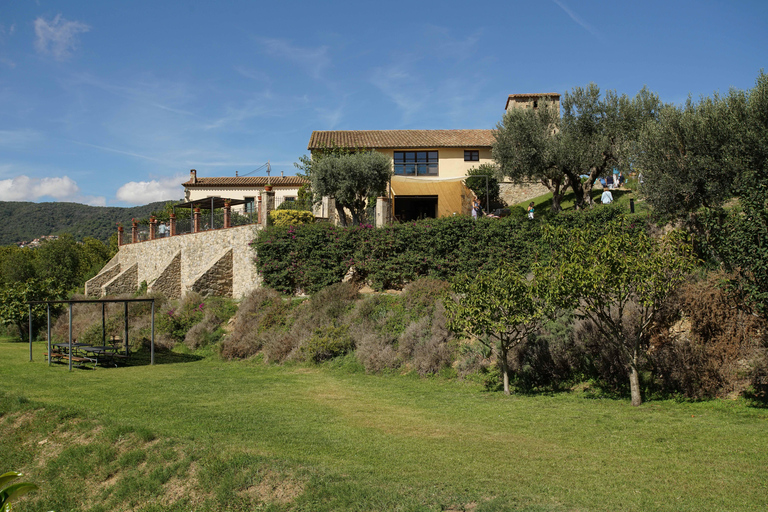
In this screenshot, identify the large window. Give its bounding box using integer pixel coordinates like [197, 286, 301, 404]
[464, 150, 479, 161]
[394, 151, 438, 176]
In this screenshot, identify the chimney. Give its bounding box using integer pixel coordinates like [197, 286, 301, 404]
[281, 170, 284, 177]
[190, 169, 197, 184]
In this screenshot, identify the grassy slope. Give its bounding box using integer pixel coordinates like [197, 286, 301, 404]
[2, 340, 767, 512]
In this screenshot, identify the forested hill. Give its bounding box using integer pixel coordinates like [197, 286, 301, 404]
[0, 200, 169, 245]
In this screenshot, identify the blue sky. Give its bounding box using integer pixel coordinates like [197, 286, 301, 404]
[0, 0, 766, 206]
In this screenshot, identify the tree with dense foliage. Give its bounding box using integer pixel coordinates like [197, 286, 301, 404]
[465, 164, 503, 210]
[310, 151, 392, 226]
[493, 97, 569, 211]
[537, 220, 697, 406]
[636, 90, 747, 215]
[0, 278, 64, 339]
[494, 85, 662, 211]
[445, 265, 543, 395]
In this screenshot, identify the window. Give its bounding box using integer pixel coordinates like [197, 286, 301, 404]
[244, 197, 254, 213]
[394, 151, 438, 176]
[464, 150, 479, 162]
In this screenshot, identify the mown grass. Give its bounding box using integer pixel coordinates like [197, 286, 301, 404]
[517, 178, 651, 218]
[2, 339, 768, 511]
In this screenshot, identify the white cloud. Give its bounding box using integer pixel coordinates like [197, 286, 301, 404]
[34, 14, 90, 61]
[0, 175, 80, 201]
[115, 176, 184, 205]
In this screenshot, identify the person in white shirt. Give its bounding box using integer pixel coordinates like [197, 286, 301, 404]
[601, 187, 613, 204]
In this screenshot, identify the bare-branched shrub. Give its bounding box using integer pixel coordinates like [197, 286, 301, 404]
[262, 331, 300, 363]
[219, 288, 286, 359]
[354, 330, 399, 372]
[398, 302, 455, 375]
[651, 273, 768, 398]
[402, 278, 451, 317]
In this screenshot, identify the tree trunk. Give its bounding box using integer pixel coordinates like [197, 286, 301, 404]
[629, 348, 642, 406]
[501, 347, 510, 395]
[335, 203, 348, 227]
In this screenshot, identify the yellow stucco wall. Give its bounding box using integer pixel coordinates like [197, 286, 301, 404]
[373, 147, 493, 178]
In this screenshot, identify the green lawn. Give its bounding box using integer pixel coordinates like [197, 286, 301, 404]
[2, 340, 767, 511]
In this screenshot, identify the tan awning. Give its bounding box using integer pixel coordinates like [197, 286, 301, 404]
[390, 176, 473, 217]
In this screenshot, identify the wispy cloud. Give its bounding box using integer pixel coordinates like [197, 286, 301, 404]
[257, 37, 330, 79]
[552, 0, 602, 40]
[115, 176, 185, 205]
[0, 129, 43, 148]
[370, 64, 428, 123]
[67, 139, 165, 163]
[34, 14, 90, 61]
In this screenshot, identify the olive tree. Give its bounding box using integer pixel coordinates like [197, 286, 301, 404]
[310, 151, 393, 226]
[493, 85, 662, 211]
[445, 265, 543, 395]
[537, 220, 696, 406]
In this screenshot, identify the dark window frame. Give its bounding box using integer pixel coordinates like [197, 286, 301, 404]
[394, 150, 439, 176]
[464, 150, 479, 162]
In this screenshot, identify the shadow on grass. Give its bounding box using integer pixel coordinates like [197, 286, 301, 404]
[119, 348, 204, 367]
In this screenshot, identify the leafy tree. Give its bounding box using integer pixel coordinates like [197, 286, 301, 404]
[537, 220, 697, 406]
[465, 164, 503, 210]
[493, 98, 570, 211]
[0, 278, 65, 339]
[0, 246, 36, 285]
[560, 85, 663, 208]
[494, 85, 662, 211]
[636, 90, 747, 215]
[311, 151, 392, 226]
[445, 265, 543, 395]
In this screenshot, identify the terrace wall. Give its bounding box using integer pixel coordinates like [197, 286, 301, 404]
[85, 225, 261, 299]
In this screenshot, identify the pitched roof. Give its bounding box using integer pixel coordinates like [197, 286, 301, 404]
[505, 92, 561, 110]
[182, 176, 307, 187]
[307, 129, 496, 150]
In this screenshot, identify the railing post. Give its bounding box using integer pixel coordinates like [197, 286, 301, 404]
[169, 213, 176, 236]
[117, 225, 124, 246]
[193, 208, 201, 232]
[131, 219, 138, 244]
[223, 201, 231, 228]
[149, 216, 157, 240]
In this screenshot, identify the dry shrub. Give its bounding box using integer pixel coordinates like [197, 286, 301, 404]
[651, 273, 768, 398]
[354, 330, 399, 372]
[397, 302, 454, 375]
[262, 331, 300, 363]
[219, 288, 286, 359]
[402, 278, 451, 317]
[183, 311, 221, 350]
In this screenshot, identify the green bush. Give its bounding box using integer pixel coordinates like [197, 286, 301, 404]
[301, 325, 355, 362]
[269, 210, 315, 227]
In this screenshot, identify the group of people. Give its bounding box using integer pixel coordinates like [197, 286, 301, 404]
[472, 199, 536, 220]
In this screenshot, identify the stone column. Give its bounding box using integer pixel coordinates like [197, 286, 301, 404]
[261, 190, 275, 226]
[169, 213, 176, 236]
[149, 217, 157, 240]
[375, 196, 392, 227]
[131, 219, 138, 244]
[117, 226, 124, 246]
[257, 195, 263, 225]
[223, 202, 231, 228]
[193, 208, 201, 233]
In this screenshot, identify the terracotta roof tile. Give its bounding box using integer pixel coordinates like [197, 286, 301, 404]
[182, 176, 307, 187]
[307, 129, 496, 150]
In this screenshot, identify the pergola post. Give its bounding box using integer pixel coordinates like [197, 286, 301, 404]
[28, 304, 32, 362]
[123, 301, 129, 356]
[169, 213, 176, 236]
[193, 208, 201, 233]
[47, 304, 51, 367]
[68, 302, 73, 372]
[151, 300, 155, 366]
[223, 201, 231, 228]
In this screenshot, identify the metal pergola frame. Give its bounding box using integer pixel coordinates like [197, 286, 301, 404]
[172, 197, 249, 231]
[26, 298, 155, 371]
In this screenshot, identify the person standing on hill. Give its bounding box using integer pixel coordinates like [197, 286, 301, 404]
[527, 202, 535, 220]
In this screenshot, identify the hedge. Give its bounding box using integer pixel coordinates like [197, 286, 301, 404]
[253, 206, 630, 294]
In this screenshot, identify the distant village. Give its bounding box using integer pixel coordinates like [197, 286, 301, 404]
[16, 235, 59, 249]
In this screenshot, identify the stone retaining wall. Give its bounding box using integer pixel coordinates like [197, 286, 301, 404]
[86, 225, 260, 299]
[499, 181, 550, 206]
